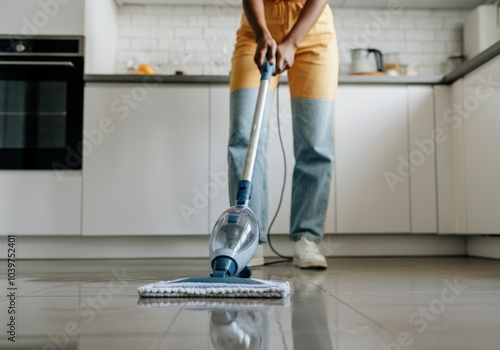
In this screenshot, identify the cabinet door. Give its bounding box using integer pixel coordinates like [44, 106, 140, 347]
[209, 85, 231, 231]
[0, 171, 81, 235]
[82, 84, 209, 235]
[408, 86, 437, 233]
[462, 57, 500, 233]
[435, 82, 467, 234]
[0, 0, 84, 35]
[335, 86, 410, 233]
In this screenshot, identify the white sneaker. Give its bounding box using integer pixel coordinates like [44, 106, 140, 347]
[293, 237, 327, 269]
[248, 244, 264, 267]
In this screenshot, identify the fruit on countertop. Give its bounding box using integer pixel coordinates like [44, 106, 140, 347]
[135, 64, 155, 75]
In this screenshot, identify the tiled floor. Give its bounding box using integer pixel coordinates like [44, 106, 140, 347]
[1, 257, 500, 349]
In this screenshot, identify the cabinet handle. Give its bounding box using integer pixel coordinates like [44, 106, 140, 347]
[0, 61, 74, 67]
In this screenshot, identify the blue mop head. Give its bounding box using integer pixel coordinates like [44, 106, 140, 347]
[138, 276, 290, 298]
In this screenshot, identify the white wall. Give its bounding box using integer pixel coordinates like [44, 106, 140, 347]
[0, 0, 84, 36]
[84, 0, 118, 74]
[114, 4, 467, 76]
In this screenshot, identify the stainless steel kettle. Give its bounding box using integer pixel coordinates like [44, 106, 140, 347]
[350, 48, 384, 73]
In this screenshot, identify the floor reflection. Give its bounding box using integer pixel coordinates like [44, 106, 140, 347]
[291, 270, 333, 350]
[210, 309, 268, 350]
[138, 298, 285, 350]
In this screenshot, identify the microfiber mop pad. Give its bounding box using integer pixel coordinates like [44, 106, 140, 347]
[137, 296, 289, 309]
[138, 276, 290, 298]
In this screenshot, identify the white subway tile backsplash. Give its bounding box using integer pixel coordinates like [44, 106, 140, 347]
[431, 10, 463, 18]
[116, 38, 130, 51]
[132, 14, 157, 26]
[120, 27, 149, 38]
[436, 30, 462, 41]
[160, 15, 198, 27]
[144, 5, 174, 15]
[398, 18, 416, 29]
[377, 42, 405, 53]
[115, 4, 468, 76]
[416, 19, 443, 29]
[132, 38, 158, 51]
[118, 5, 146, 14]
[187, 39, 210, 52]
[334, 9, 359, 17]
[115, 52, 132, 63]
[344, 17, 374, 28]
[194, 16, 210, 27]
[151, 28, 175, 39]
[190, 53, 211, 65]
[424, 42, 447, 53]
[406, 30, 435, 41]
[175, 27, 203, 39]
[158, 39, 172, 51]
[400, 53, 423, 65]
[406, 42, 423, 53]
[209, 15, 238, 27]
[403, 9, 432, 18]
[174, 6, 203, 15]
[422, 54, 444, 65]
[204, 28, 234, 40]
[444, 18, 464, 29]
[117, 14, 131, 26]
[382, 30, 405, 40]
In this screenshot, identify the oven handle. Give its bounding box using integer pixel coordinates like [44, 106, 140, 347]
[0, 61, 75, 67]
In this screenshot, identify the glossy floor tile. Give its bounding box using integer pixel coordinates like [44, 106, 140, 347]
[0, 257, 499, 349]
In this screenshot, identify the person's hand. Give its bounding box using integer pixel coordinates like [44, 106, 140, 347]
[275, 39, 297, 75]
[254, 32, 277, 71]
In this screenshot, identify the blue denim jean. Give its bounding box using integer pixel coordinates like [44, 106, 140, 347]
[228, 88, 335, 243]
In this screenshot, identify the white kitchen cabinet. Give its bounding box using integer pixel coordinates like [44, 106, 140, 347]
[84, 0, 118, 74]
[408, 86, 437, 233]
[0, 171, 82, 235]
[462, 56, 500, 234]
[82, 83, 209, 235]
[208, 85, 231, 231]
[335, 85, 410, 233]
[0, 0, 85, 36]
[435, 82, 468, 234]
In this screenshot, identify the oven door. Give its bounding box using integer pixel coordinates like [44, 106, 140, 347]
[0, 57, 83, 169]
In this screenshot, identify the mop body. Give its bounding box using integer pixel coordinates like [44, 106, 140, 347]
[138, 276, 290, 298]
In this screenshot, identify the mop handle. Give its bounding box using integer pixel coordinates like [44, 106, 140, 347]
[241, 61, 275, 182]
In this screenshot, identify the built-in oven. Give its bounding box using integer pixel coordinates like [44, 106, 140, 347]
[0, 36, 84, 169]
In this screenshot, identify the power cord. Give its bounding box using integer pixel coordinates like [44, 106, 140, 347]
[264, 83, 293, 265]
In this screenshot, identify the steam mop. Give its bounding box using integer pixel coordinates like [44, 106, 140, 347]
[138, 61, 290, 298]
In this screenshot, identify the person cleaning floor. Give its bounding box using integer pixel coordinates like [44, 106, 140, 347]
[228, 0, 339, 269]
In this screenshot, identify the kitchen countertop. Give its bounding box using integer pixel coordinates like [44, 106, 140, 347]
[84, 73, 446, 85]
[85, 40, 500, 85]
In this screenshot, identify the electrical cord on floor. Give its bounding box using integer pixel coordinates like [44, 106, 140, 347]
[264, 83, 293, 265]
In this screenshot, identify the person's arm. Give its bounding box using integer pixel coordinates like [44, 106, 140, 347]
[276, 0, 328, 74]
[242, 0, 328, 74]
[242, 0, 277, 69]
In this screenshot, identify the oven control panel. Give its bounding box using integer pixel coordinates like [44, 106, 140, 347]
[0, 36, 83, 56]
